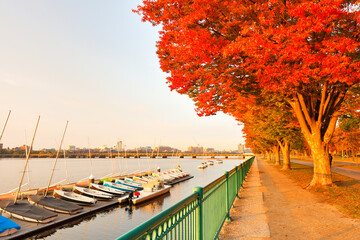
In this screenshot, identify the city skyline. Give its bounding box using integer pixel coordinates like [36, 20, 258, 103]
[0, 1, 245, 151]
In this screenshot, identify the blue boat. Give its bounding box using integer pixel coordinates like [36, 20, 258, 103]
[103, 181, 136, 192]
[0, 215, 20, 237]
[115, 179, 143, 190]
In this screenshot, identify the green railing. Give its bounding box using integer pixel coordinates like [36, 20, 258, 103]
[117, 156, 255, 240]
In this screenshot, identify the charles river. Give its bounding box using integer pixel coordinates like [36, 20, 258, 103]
[0, 156, 246, 239]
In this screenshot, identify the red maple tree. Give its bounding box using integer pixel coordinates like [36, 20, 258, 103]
[136, 0, 360, 186]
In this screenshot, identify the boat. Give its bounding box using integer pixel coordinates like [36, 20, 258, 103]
[215, 159, 223, 164]
[207, 160, 214, 165]
[0, 215, 20, 237]
[29, 121, 85, 214]
[0, 116, 57, 224]
[90, 183, 127, 196]
[28, 195, 83, 214]
[124, 177, 144, 186]
[53, 190, 97, 206]
[0, 201, 58, 223]
[103, 181, 137, 192]
[73, 186, 113, 200]
[197, 162, 208, 169]
[118, 181, 171, 205]
[115, 179, 143, 190]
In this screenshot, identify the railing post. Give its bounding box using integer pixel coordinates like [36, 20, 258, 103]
[193, 187, 203, 240]
[235, 166, 240, 199]
[224, 171, 232, 222]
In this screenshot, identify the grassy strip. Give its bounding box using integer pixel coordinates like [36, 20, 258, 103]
[268, 161, 360, 219]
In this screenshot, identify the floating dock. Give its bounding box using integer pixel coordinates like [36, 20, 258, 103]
[1, 198, 119, 240]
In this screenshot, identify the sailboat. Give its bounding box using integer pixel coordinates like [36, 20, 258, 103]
[0, 111, 21, 236]
[0, 116, 58, 223]
[27, 121, 84, 214]
[73, 186, 113, 200]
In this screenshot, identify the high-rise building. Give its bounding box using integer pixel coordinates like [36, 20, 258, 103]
[116, 141, 122, 151]
[238, 144, 244, 154]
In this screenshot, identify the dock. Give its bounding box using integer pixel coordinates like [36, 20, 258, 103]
[1, 198, 119, 240]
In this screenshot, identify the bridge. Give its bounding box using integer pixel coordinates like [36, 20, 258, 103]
[0, 152, 253, 159]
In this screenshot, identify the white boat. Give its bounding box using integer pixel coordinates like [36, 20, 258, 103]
[119, 184, 171, 205]
[73, 186, 113, 200]
[215, 159, 223, 164]
[53, 190, 97, 206]
[90, 183, 127, 196]
[207, 160, 214, 165]
[197, 162, 208, 169]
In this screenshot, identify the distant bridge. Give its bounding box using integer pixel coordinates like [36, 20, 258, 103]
[0, 152, 253, 159]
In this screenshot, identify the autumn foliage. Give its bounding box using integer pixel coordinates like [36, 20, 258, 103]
[136, 0, 360, 186]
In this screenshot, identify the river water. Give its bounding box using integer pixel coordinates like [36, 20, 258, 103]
[0, 157, 246, 239]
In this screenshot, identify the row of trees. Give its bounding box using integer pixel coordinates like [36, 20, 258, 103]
[136, 0, 360, 186]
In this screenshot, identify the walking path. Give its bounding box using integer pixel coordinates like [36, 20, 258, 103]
[292, 159, 360, 180]
[219, 157, 360, 240]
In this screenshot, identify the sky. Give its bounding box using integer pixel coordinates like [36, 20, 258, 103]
[0, 0, 245, 151]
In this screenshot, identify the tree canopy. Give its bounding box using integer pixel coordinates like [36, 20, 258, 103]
[136, 0, 360, 186]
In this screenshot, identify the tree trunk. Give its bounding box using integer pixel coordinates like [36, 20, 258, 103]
[267, 151, 272, 162]
[277, 139, 291, 170]
[288, 87, 345, 186]
[273, 145, 280, 166]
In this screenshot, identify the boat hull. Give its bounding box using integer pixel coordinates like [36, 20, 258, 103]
[131, 185, 171, 205]
[53, 190, 97, 206]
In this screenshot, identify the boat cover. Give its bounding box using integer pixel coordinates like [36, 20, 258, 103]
[0, 215, 20, 234]
[0, 201, 58, 221]
[28, 195, 83, 213]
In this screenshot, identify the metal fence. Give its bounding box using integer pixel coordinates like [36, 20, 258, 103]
[117, 156, 255, 240]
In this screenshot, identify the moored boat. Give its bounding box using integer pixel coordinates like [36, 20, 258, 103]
[0, 201, 58, 223]
[215, 159, 223, 164]
[53, 190, 97, 206]
[73, 186, 113, 200]
[28, 195, 83, 214]
[118, 183, 171, 205]
[0, 215, 20, 237]
[115, 180, 143, 190]
[103, 181, 137, 192]
[90, 183, 127, 196]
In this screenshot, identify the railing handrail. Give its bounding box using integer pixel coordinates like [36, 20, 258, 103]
[118, 192, 199, 239]
[117, 156, 255, 240]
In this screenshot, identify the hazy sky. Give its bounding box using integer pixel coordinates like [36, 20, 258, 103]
[0, 0, 245, 151]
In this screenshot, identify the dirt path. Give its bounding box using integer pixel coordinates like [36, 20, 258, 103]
[258, 159, 360, 239]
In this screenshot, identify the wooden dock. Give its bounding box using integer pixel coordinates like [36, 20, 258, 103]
[1, 199, 120, 240]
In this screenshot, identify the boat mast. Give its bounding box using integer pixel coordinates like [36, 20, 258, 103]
[44, 120, 69, 197]
[0, 110, 11, 141]
[14, 116, 40, 204]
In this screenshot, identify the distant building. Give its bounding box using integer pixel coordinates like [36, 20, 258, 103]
[154, 146, 178, 153]
[205, 148, 215, 153]
[0, 143, 2, 151]
[66, 145, 76, 151]
[238, 144, 244, 154]
[187, 146, 203, 154]
[116, 141, 122, 151]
